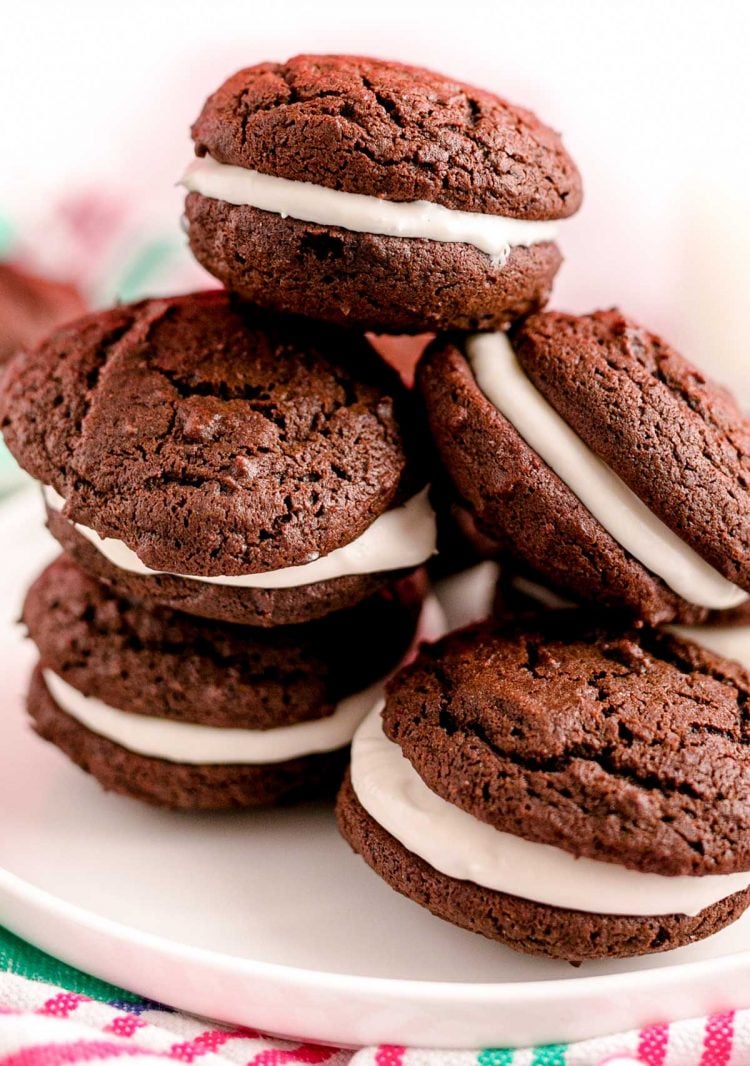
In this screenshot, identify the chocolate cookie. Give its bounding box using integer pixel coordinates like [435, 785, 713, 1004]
[1, 291, 434, 625]
[418, 310, 750, 625]
[183, 54, 582, 334]
[24, 555, 421, 810]
[338, 615, 750, 960]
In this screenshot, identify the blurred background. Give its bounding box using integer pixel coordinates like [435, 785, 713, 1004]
[1, 0, 748, 427]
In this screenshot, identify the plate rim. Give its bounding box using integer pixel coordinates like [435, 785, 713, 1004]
[4, 861, 750, 1006]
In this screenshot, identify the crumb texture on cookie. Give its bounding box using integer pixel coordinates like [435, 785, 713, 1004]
[1, 291, 415, 575]
[382, 615, 750, 877]
[191, 55, 582, 219]
[185, 196, 562, 333]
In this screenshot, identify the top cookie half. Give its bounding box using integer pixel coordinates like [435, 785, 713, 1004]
[183, 54, 582, 334]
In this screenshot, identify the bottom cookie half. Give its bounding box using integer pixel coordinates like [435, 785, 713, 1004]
[47, 506, 411, 628]
[336, 772, 750, 963]
[28, 666, 349, 811]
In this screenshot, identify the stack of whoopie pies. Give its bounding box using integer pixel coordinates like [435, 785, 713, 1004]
[0, 286, 434, 811]
[2, 54, 750, 963]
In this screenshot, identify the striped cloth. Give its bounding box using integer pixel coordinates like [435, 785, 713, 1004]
[0, 926, 745, 1066]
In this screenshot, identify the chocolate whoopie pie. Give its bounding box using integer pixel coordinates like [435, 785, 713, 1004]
[419, 309, 750, 626]
[0, 291, 435, 626]
[182, 54, 582, 334]
[337, 614, 750, 962]
[24, 556, 422, 810]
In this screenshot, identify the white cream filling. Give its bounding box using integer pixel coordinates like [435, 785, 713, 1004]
[466, 332, 749, 611]
[43, 485, 436, 590]
[43, 669, 383, 766]
[42, 592, 448, 766]
[181, 155, 559, 262]
[670, 623, 750, 671]
[350, 706, 750, 917]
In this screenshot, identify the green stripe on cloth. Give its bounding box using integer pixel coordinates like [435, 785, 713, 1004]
[530, 1045, 567, 1065]
[0, 925, 141, 1004]
[478, 1049, 514, 1065]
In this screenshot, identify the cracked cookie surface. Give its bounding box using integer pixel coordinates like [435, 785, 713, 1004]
[1, 291, 418, 576]
[191, 54, 582, 217]
[382, 613, 750, 877]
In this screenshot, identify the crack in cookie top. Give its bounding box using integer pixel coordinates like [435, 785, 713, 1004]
[189, 54, 582, 220]
[0, 291, 423, 576]
[382, 614, 750, 878]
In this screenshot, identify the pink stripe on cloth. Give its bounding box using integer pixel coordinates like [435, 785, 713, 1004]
[0, 1037, 172, 1066]
[169, 1031, 240, 1063]
[245, 1047, 339, 1066]
[36, 1000, 89, 1021]
[372, 1050, 405, 1066]
[102, 1019, 145, 1040]
[699, 1012, 735, 1066]
[636, 1023, 668, 1066]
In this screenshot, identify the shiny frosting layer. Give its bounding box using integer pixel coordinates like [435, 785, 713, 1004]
[434, 561, 500, 631]
[350, 706, 750, 917]
[43, 669, 384, 765]
[44, 486, 436, 589]
[465, 332, 748, 611]
[181, 155, 559, 262]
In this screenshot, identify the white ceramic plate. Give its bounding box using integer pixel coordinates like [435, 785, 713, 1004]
[2, 488, 750, 1049]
